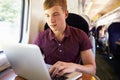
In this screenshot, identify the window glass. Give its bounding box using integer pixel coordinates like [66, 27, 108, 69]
[0, 0, 22, 48]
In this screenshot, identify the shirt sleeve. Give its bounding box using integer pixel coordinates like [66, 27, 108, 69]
[79, 30, 93, 51]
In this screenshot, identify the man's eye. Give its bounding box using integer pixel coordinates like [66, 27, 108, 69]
[53, 13, 59, 16]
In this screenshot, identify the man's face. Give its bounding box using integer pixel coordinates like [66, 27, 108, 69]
[44, 5, 68, 32]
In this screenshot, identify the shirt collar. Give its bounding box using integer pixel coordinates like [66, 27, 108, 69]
[49, 24, 71, 40]
[49, 29, 55, 40]
[64, 24, 71, 37]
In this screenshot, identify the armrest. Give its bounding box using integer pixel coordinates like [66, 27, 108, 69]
[0, 53, 10, 72]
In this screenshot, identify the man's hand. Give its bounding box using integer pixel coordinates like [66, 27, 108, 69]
[15, 76, 27, 80]
[49, 61, 77, 77]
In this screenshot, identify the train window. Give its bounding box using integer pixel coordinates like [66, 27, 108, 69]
[0, 0, 26, 51]
[0, 0, 30, 72]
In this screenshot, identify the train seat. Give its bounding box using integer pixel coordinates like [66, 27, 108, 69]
[108, 22, 120, 58]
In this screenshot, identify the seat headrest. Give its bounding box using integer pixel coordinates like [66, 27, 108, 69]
[108, 22, 120, 33]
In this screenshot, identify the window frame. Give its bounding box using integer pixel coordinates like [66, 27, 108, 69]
[19, 0, 30, 43]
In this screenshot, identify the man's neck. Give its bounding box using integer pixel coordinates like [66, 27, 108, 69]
[53, 26, 66, 41]
[54, 30, 65, 42]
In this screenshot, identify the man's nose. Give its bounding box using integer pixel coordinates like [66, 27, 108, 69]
[49, 16, 55, 23]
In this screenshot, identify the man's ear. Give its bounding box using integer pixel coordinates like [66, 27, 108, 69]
[65, 10, 69, 19]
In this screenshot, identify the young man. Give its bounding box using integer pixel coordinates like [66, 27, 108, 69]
[34, 0, 96, 78]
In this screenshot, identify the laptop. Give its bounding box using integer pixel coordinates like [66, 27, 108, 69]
[4, 44, 82, 80]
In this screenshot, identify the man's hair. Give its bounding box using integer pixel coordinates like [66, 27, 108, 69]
[43, 0, 67, 11]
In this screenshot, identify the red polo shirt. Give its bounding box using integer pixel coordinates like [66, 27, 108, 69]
[34, 25, 92, 65]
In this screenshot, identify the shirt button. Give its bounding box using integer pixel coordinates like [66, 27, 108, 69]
[59, 50, 62, 52]
[59, 44, 61, 46]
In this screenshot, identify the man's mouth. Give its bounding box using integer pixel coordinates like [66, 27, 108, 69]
[50, 24, 57, 27]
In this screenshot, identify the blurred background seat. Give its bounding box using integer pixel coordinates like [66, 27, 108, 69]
[108, 22, 120, 59]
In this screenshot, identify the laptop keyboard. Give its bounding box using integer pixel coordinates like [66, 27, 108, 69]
[52, 76, 68, 80]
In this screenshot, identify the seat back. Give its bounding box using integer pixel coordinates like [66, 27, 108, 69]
[89, 26, 96, 37]
[108, 22, 120, 56]
[66, 13, 89, 35]
[96, 26, 102, 40]
[89, 35, 96, 57]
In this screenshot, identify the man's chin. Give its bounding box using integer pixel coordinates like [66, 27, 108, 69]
[53, 29, 58, 32]
[50, 27, 57, 31]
